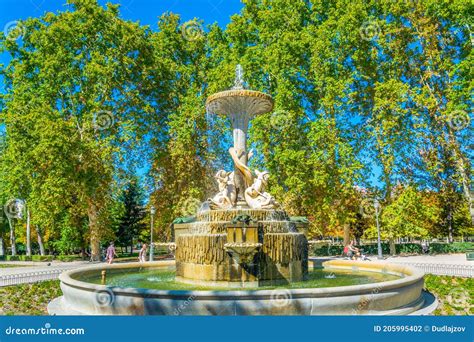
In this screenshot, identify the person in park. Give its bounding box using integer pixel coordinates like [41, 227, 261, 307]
[344, 240, 361, 260]
[106, 242, 118, 264]
[139, 243, 148, 263]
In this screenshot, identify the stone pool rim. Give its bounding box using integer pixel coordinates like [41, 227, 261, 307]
[48, 258, 432, 315]
[57, 259, 422, 298]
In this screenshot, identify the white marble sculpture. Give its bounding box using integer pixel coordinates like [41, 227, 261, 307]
[209, 170, 237, 209]
[228, 147, 278, 209]
[206, 65, 277, 210]
[244, 170, 278, 209]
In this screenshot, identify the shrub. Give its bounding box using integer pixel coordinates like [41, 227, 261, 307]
[311, 241, 474, 256]
[396, 243, 422, 254]
[32, 255, 54, 262]
[55, 255, 82, 262]
[429, 242, 474, 254]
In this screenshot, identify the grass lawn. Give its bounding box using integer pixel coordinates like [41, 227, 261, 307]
[0, 264, 33, 268]
[425, 274, 473, 315]
[0, 280, 62, 315]
[0, 275, 472, 315]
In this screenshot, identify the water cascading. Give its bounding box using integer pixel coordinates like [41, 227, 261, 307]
[174, 65, 308, 287]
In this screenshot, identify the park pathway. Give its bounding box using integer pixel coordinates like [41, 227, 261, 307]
[0, 261, 92, 287]
[313, 253, 474, 278]
[382, 254, 474, 278]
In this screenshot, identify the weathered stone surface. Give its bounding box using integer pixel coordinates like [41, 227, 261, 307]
[176, 234, 227, 265]
[196, 209, 289, 222]
[175, 226, 308, 284]
[262, 233, 308, 264]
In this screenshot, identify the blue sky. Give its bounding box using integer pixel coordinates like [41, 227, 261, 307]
[0, 0, 243, 28]
[0, 0, 243, 66]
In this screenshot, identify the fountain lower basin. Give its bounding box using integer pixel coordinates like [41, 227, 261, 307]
[48, 259, 433, 315]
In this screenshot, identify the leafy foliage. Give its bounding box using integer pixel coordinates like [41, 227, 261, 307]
[0, 0, 472, 255]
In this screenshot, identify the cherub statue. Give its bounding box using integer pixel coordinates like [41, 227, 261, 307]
[209, 170, 237, 209]
[244, 170, 278, 209]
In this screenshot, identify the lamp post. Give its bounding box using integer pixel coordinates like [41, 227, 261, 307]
[374, 199, 383, 260]
[149, 206, 156, 262]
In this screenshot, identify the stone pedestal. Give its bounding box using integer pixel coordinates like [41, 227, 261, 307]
[175, 208, 308, 286]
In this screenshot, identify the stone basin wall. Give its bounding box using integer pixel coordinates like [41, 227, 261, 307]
[196, 209, 289, 222]
[175, 208, 308, 286]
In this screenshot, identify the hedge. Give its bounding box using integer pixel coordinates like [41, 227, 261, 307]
[55, 255, 83, 262]
[0, 255, 54, 262]
[311, 242, 474, 256]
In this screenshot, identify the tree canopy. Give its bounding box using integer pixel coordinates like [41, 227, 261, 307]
[0, 0, 472, 256]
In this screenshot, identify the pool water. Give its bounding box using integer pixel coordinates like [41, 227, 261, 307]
[77, 267, 401, 291]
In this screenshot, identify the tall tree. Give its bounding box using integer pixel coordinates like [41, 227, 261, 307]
[0, 0, 161, 259]
[116, 180, 145, 253]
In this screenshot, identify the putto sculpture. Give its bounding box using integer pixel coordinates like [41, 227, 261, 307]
[206, 64, 277, 210]
[209, 170, 236, 209]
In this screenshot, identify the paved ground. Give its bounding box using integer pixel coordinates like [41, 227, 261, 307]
[312, 253, 472, 264]
[382, 253, 473, 266]
[312, 253, 473, 277]
[0, 260, 94, 276]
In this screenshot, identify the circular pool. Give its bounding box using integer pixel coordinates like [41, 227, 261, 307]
[48, 259, 434, 315]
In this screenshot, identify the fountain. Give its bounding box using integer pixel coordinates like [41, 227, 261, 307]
[174, 65, 308, 287]
[48, 66, 435, 315]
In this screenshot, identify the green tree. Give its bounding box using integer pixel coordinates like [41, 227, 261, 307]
[116, 180, 145, 253]
[364, 186, 441, 249]
[0, 0, 160, 259]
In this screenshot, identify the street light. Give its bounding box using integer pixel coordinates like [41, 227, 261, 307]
[374, 199, 383, 260]
[149, 205, 156, 262]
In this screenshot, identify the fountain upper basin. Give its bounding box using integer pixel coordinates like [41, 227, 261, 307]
[206, 89, 274, 116]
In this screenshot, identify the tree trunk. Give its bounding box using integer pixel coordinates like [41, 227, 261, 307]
[35, 226, 45, 256]
[447, 206, 453, 243]
[88, 201, 101, 261]
[389, 239, 396, 255]
[26, 208, 31, 256]
[343, 224, 350, 246]
[8, 217, 16, 256]
[0, 237, 4, 256]
[451, 138, 474, 225]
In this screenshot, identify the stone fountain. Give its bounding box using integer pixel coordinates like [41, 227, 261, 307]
[49, 66, 433, 316]
[175, 65, 308, 287]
